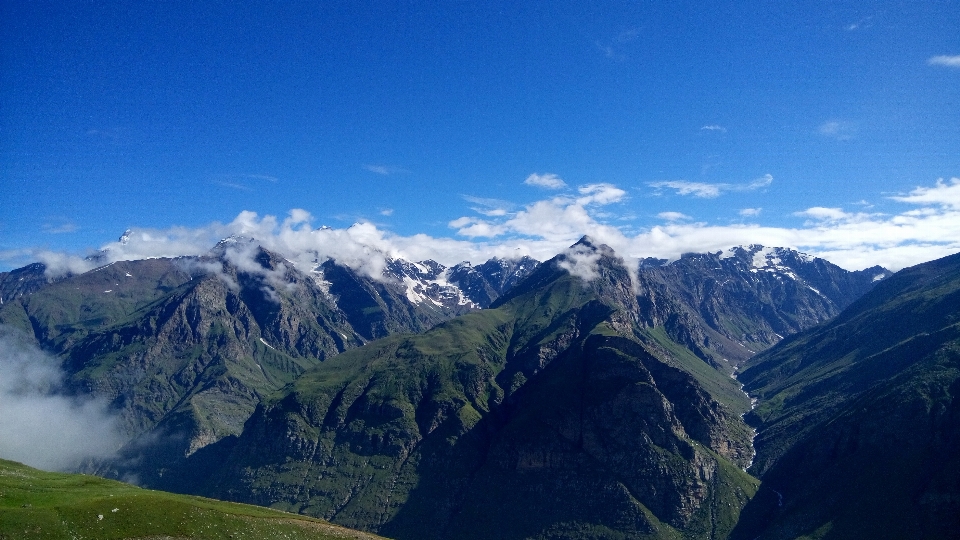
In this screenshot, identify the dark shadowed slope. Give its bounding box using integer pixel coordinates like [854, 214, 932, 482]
[733, 251, 960, 539]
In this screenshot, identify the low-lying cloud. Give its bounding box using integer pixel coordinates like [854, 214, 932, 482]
[0, 326, 124, 472]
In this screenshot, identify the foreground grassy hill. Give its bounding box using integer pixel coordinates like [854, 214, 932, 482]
[0, 458, 389, 540]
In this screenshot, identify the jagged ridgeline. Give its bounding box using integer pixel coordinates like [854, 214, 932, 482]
[0, 234, 890, 539]
[731, 251, 960, 540]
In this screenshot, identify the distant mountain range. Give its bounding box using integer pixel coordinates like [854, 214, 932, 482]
[7, 234, 956, 539]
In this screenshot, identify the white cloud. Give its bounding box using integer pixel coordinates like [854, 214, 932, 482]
[177, 259, 238, 291]
[928, 55, 960, 68]
[363, 165, 393, 176]
[245, 174, 279, 183]
[380, 208, 394, 216]
[7, 177, 960, 286]
[889, 177, 960, 209]
[650, 180, 721, 198]
[525, 173, 567, 189]
[658, 212, 692, 221]
[576, 183, 627, 205]
[845, 17, 873, 31]
[42, 221, 79, 234]
[463, 195, 514, 217]
[701, 125, 727, 133]
[558, 244, 602, 282]
[0, 326, 125, 471]
[739, 208, 762, 217]
[649, 174, 772, 198]
[819, 120, 857, 140]
[795, 207, 853, 222]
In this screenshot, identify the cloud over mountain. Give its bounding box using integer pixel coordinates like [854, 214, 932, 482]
[0, 326, 124, 471]
[5, 178, 960, 281]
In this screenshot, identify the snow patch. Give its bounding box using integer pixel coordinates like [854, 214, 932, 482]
[309, 268, 333, 295]
[402, 276, 424, 303]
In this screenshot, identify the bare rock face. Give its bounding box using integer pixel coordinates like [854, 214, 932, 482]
[634, 246, 890, 368]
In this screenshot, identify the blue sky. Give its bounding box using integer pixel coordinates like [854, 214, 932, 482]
[2, 0, 959, 273]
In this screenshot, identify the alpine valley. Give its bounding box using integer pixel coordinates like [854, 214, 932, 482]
[2, 234, 958, 539]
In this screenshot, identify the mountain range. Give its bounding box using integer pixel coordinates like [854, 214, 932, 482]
[4, 234, 957, 538]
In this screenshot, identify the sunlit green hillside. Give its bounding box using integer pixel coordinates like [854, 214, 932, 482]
[0, 458, 389, 540]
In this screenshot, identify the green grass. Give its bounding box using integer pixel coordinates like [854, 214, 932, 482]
[0, 458, 389, 540]
[640, 326, 752, 414]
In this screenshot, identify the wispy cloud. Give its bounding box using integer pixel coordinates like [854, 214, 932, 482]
[739, 208, 762, 217]
[819, 120, 857, 140]
[845, 16, 873, 31]
[42, 220, 79, 234]
[462, 195, 514, 217]
[577, 183, 626, 205]
[524, 172, 567, 189]
[244, 174, 278, 182]
[380, 208, 394, 216]
[212, 174, 278, 191]
[794, 207, 866, 224]
[595, 27, 641, 60]
[658, 212, 692, 222]
[700, 125, 727, 133]
[363, 165, 392, 175]
[928, 55, 960, 68]
[889, 177, 960, 208]
[363, 164, 409, 176]
[649, 174, 773, 198]
[213, 181, 254, 191]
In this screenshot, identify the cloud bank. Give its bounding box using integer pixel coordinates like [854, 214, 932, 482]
[0, 326, 124, 471]
[4, 178, 960, 281]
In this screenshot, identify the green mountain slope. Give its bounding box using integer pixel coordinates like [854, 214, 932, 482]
[0, 458, 388, 540]
[193, 240, 758, 540]
[0, 244, 474, 488]
[732, 251, 960, 539]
